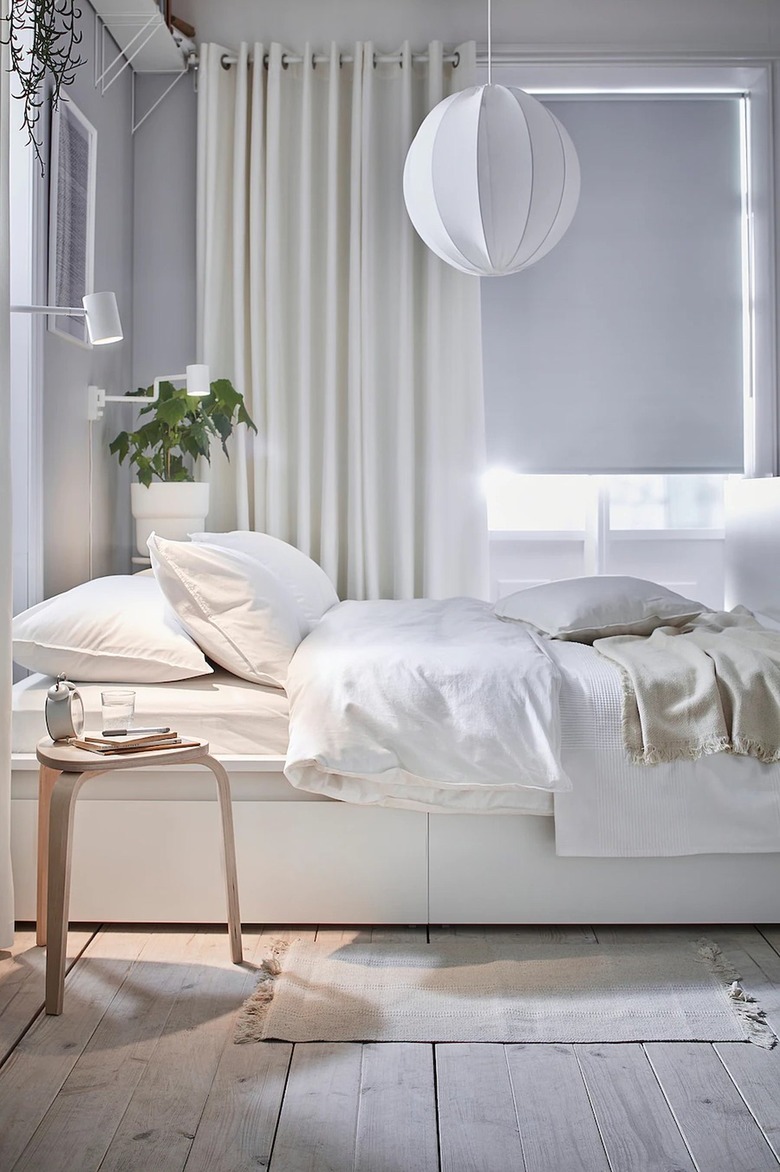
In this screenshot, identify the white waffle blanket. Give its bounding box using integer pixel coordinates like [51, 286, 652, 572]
[549, 640, 780, 856]
[284, 598, 569, 813]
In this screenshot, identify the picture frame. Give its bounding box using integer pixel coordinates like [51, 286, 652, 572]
[47, 97, 97, 347]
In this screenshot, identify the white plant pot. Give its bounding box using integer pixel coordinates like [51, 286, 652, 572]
[131, 481, 210, 557]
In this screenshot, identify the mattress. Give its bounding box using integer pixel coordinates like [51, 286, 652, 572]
[12, 671, 289, 756]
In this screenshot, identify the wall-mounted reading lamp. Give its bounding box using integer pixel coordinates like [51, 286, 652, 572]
[87, 363, 210, 421]
[11, 291, 123, 346]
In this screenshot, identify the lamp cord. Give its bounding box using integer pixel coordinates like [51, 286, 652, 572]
[487, 0, 492, 84]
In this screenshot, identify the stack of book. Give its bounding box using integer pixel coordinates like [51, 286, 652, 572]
[67, 729, 200, 755]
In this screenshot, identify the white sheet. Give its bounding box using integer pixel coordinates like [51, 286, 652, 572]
[12, 672, 289, 757]
[550, 640, 780, 856]
[284, 598, 568, 813]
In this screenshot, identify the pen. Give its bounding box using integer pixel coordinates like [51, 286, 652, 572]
[101, 726, 171, 737]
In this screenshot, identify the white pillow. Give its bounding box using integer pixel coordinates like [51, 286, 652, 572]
[12, 574, 212, 682]
[189, 530, 338, 624]
[494, 575, 706, 643]
[148, 534, 306, 688]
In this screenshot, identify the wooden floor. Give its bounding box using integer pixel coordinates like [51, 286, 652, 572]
[2, 925, 780, 1171]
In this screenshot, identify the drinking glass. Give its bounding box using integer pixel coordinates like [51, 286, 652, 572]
[101, 689, 136, 732]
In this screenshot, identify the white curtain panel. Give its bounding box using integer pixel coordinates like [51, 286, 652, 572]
[0, 29, 14, 947]
[196, 41, 489, 600]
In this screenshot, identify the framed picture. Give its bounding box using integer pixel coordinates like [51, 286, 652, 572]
[47, 97, 97, 347]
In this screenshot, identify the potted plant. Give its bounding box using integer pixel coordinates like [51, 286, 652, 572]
[109, 378, 257, 556]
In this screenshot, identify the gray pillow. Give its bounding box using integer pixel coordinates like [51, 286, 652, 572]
[494, 575, 707, 644]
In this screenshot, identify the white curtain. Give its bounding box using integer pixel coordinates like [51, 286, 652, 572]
[0, 27, 15, 947]
[196, 41, 488, 600]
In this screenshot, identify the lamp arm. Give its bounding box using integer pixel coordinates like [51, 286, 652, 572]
[87, 367, 207, 421]
[11, 304, 85, 316]
[87, 383, 164, 421]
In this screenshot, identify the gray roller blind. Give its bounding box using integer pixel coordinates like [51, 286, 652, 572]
[481, 97, 744, 473]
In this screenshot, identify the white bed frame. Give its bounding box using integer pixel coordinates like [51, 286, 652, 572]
[10, 750, 780, 925]
[9, 479, 780, 926]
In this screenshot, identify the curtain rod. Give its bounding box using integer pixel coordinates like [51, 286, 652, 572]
[198, 46, 775, 72]
[217, 49, 461, 70]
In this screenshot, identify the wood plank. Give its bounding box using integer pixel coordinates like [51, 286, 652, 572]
[96, 931, 260, 1172]
[0, 928, 152, 1170]
[576, 1043, 696, 1171]
[436, 1043, 524, 1172]
[185, 1039, 292, 1172]
[12, 929, 223, 1172]
[184, 924, 320, 1171]
[505, 1043, 610, 1172]
[0, 928, 95, 1062]
[269, 1042, 364, 1172]
[645, 1042, 780, 1171]
[714, 1042, 780, 1162]
[354, 1043, 439, 1172]
[758, 927, 780, 954]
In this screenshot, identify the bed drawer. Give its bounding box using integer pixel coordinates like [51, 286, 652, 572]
[11, 798, 428, 924]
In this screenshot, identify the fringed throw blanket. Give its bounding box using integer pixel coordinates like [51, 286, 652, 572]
[595, 609, 780, 765]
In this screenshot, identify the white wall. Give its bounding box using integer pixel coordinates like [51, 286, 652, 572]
[41, 7, 134, 597]
[176, 0, 780, 55]
[132, 73, 197, 388]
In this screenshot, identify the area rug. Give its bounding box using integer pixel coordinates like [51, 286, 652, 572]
[234, 935, 776, 1047]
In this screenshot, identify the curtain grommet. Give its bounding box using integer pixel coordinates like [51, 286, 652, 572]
[220, 53, 232, 71]
[452, 50, 461, 68]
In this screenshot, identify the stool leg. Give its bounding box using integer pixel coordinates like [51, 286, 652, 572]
[36, 766, 61, 947]
[201, 755, 242, 964]
[46, 771, 93, 1014]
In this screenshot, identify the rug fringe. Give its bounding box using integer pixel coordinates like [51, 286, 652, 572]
[234, 937, 294, 1045]
[695, 937, 778, 1049]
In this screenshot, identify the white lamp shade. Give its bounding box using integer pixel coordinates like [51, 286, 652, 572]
[82, 291, 123, 345]
[186, 363, 210, 396]
[403, 85, 581, 276]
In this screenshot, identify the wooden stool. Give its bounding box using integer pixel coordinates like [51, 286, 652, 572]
[36, 737, 242, 1015]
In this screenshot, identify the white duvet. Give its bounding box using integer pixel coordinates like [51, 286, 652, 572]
[284, 598, 570, 813]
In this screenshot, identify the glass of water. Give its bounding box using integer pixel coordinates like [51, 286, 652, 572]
[101, 689, 136, 732]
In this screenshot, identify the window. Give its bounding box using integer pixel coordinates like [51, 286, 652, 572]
[483, 472, 727, 534]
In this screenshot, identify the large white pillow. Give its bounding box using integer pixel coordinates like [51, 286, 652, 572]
[189, 530, 338, 624]
[12, 574, 212, 682]
[494, 575, 707, 643]
[148, 534, 306, 688]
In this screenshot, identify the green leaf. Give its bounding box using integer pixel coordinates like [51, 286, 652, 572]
[107, 374, 257, 481]
[108, 431, 130, 463]
[155, 394, 190, 428]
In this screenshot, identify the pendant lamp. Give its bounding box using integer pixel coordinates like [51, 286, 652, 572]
[403, 2, 580, 276]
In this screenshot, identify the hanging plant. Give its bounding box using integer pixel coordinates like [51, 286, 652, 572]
[4, 0, 85, 172]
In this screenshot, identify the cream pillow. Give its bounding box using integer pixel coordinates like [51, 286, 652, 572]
[189, 530, 338, 624]
[494, 575, 706, 643]
[12, 574, 212, 682]
[148, 534, 306, 688]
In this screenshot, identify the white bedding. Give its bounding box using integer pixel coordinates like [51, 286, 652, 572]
[550, 640, 780, 856]
[284, 597, 569, 813]
[12, 671, 289, 757]
[284, 599, 780, 855]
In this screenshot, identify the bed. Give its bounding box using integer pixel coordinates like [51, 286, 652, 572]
[9, 492, 780, 925]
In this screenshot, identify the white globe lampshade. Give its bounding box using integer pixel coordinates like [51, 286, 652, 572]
[403, 84, 581, 276]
